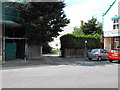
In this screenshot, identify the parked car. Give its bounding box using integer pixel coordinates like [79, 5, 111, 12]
[108, 48, 120, 62]
[87, 49, 108, 60]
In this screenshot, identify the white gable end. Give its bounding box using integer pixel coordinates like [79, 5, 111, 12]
[103, 0, 120, 37]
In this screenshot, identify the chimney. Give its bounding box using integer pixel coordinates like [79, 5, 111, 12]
[80, 20, 84, 26]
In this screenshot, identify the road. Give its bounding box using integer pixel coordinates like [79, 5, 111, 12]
[2, 57, 119, 88]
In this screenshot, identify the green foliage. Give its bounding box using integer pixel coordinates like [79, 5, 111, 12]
[50, 50, 59, 54]
[60, 34, 102, 49]
[13, 2, 70, 45]
[72, 27, 84, 35]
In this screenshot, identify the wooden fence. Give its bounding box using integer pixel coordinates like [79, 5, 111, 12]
[61, 48, 90, 58]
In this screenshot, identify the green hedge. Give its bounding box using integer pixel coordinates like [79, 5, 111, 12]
[60, 34, 102, 49]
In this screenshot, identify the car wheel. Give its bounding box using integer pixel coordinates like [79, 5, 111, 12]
[98, 57, 102, 61]
[109, 60, 113, 63]
[88, 58, 92, 60]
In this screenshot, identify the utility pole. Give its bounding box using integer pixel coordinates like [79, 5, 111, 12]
[24, 27, 28, 61]
[2, 2, 6, 63]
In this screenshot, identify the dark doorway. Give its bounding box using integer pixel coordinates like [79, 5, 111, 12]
[16, 40, 25, 59]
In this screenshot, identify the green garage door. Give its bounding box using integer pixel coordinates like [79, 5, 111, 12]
[5, 43, 16, 60]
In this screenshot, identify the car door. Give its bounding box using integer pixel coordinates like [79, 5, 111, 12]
[101, 49, 108, 59]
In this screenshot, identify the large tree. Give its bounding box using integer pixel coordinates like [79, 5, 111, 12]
[14, 2, 70, 45]
[81, 17, 102, 35]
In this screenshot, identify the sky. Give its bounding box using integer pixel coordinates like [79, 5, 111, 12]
[63, 0, 115, 30]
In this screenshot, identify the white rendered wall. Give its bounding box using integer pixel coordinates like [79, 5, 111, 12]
[104, 38, 111, 52]
[103, 0, 118, 37]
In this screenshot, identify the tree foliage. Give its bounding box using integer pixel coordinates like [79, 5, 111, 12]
[72, 26, 84, 35]
[72, 17, 102, 35]
[81, 17, 102, 35]
[13, 2, 70, 45]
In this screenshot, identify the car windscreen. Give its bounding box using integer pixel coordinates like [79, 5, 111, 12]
[111, 50, 120, 53]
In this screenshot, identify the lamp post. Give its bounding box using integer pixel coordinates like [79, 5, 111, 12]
[85, 40, 87, 57]
[85, 40, 87, 49]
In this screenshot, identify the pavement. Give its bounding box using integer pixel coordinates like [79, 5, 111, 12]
[1, 51, 114, 69]
[1, 51, 89, 70]
[2, 56, 88, 69]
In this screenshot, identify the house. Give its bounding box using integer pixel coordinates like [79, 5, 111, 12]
[103, 0, 120, 52]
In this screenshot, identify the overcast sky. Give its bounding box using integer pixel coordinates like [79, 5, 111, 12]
[60, 0, 115, 34]
[63, 0, 115, 27]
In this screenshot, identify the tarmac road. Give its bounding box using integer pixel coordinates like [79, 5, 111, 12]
[2, 56, 119, 88]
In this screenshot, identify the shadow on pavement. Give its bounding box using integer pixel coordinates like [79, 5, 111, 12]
[2, 56, 116, 70]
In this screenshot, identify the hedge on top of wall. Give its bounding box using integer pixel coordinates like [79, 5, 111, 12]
[60, 34, 102, 49]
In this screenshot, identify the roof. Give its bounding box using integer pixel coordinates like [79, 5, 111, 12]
[0, 20, 20, 27]
[111, 16, 120, 20]
[0, 0, 27, 4]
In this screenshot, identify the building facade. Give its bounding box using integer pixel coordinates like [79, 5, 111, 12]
[0, 2, 2, 62]
[1, 2, 26, 60]
[103, 0, 120, 52]
[0, 1, 43, 61]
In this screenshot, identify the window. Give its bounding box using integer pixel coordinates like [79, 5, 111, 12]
[111, 50, 120, 53]
[100, 49, 108, 53]
[113, 25, 116, 29]
[117, 19, 119, 23]
[117, 24, 119, 29]
[114, 19, 115, 23]
[114, 37, 120, 48]
[113, 19, 119, 23]
[113, 24, 119, 29]
[91, 49, 99, 53]
[103, 50, 108, 53]
[115, 38, 120, 41]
